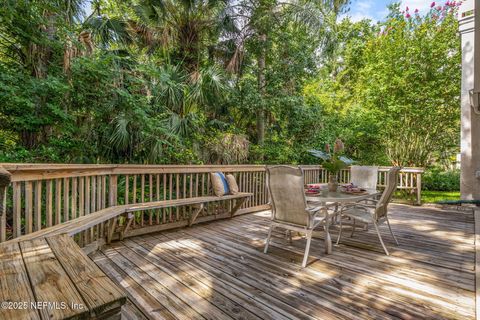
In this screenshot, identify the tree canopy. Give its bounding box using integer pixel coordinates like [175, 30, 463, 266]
[0, 1, 461, 167]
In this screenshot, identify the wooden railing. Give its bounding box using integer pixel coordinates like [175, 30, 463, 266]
[0, 164, 423, 246]
[301, 165, 424, 198]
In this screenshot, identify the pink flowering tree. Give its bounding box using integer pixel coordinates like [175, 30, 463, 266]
[354, 2, 461, 167]
[307, 2, 461, 167]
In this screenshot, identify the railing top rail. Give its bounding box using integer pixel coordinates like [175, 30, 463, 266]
[299, 165, 424, 173]
[0, 163, 267, 182]
[0, 163, 424, 182]
[0, 163, 268, 170]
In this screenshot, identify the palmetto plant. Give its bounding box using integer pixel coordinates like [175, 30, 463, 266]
[81, 0, 230, 140]
[150, 63, 227, 137]
[309, 139, 354, 174]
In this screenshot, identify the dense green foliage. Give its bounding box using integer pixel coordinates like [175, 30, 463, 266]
[305, 3, 461, 167]
[423, 168, 460, 191]
[0, 1, 461, 167]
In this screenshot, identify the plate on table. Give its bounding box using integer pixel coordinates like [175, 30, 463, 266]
[305, 189, 320, 195]
[340, 187, 367, 195]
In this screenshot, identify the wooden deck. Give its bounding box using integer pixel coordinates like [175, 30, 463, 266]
[91, 204, 475, 320]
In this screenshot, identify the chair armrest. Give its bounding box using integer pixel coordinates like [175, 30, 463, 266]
[340, 202, 376, 213]
[307, 202, 338, 211]
[362, 198, 379, 204]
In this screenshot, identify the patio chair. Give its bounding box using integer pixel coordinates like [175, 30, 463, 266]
[264, 165, 334, 268]
[336, 166, 401, 255]
[350, 165, 379, 189]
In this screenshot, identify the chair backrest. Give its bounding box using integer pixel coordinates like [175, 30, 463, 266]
[350, 165, 379, 190]
[266, 165, 309, 227]
[375, 166, 401, 220]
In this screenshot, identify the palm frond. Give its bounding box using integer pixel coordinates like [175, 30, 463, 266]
[308, 149, 331, 161]
[84, 15, 132, 47]
[109, 115, 131, 151]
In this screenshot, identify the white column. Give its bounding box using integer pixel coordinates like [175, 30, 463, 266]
[460, 0, 480, 200]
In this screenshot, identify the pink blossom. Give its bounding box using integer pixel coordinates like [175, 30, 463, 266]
[415, 8, 419, 13]
[406, 13, 411, 18]
[333, 139, 344, 153]
[430, 1, 435, 7]
[406, 6, 409, 11]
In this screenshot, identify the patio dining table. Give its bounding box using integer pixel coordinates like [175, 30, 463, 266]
[305, 185, 381, 254]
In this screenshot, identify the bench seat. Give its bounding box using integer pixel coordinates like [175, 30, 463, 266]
[0, 234, 126, 320]
[9, 192, 252, 244]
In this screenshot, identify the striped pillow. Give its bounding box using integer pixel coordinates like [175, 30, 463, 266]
[210, 172, 230, 196]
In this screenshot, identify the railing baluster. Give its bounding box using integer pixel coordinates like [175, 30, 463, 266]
[46, 180, 53, 227]
[182, 173, 187, 219]
[34, 181, 42, 231]
[156, 174, 160, 224]
[169, 173, 173, 222]
[25, 181, 33, 234]
[163, 173, 167, 223]
[176, 174, 180, 221]
[55, 179, 62, 225]
[71, 178, 77, 220]
[85, 176, 91, 244]
[125, 175, 130, 205]
[13, 181, 21, 237]
[149, 174, 153, 225]
[64, 178, 70, 222]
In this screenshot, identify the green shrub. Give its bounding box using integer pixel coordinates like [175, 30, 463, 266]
[422, 168, 460, 191]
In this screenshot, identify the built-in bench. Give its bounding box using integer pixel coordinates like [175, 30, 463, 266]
[10, 192, 252, 245]
[0, 234, 126, 319]
[1, 192, 252, 319]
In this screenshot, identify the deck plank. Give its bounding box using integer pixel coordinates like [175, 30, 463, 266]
[101, 246, 204, 320]
[132, 234, 323, 320]
[91, 251, 177, 320]
[125, 237, 301, 320]
[94, 203, 475, 320]
[155, 231, 390, 319]
[19, 238, 89, 320]
[196, 216, 472, 319]
[164, 228, 435, 319]
[120, 238, 263, 320]
[0, 242, 40, 320]
[108, 241, 233, 320]
[46, 234, 126, 317]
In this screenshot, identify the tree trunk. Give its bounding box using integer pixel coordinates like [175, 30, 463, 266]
[257, 33, 266, 147]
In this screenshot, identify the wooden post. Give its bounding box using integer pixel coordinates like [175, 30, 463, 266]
[109, 175, 118, 207]
[0, 167, 11, 242]
[108, 175, 118, 243]
[416, 173, 422, 206]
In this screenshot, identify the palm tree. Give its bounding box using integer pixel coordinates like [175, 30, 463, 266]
[133, 0, 233, 73]
[222, 0, 350, 147]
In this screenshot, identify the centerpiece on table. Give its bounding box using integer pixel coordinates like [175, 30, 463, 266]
[308, 139, 354, 192]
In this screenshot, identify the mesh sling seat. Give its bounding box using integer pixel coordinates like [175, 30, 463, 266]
[336, 166, 401, 255]
[350, 165, 379, 190]
[264, 165, 336, 268]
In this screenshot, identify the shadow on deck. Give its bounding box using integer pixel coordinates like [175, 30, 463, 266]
[91, 204, 475, 320]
